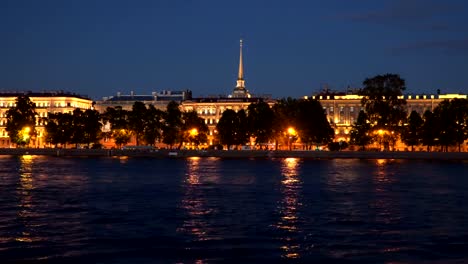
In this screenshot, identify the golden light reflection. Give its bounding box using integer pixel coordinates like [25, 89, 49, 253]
[187, 157, 201, 185]
[374, 159, 395, 186]
[276, 158, 302, 259]
[177, 158, 221, 242]
[117, 156, 128, 163]
[16, 155, 42, 244]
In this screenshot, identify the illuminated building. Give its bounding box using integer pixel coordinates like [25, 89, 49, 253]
[0, 91, 93, 148]
[180, 39, 275, 145]
[314, 93, 467, 144]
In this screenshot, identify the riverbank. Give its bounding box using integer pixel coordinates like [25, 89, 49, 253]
[1, 148, 468, 160]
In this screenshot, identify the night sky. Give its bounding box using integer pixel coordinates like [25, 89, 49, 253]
[1, 0, 468, 100]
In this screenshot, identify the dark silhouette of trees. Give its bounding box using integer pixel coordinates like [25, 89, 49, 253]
[246, 101, 275, 146]
[430, 99, 468, 152]
[272, 98, 298, 150]
[401, 110, 423, 151]
[82, 109, 103, 147]
[421, 110, 437, 151]
[102, 106, 130, 148]
[360, 74, 407, 128]
[162, 101, 183, 148]
[296, 99, 334, 149]
[43, 108, 102, 148]
[349, 110, 373, 150]
[5, 96, 37, 146]
[128, 102, 147, 146]
[354, 74, 407, 150]
[216, 109, 249, 149]
[44, 112, 74, 147]
[143, 105, 164, 146]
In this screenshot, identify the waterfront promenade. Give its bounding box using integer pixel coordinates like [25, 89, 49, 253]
[1, 148, 468, 160]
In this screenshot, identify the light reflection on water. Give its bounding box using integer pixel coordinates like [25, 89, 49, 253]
[0, 157, 467, 263]
[276, 158, 302, 259]
[16, 155, 43, 244]
[178, 157, 221, 242]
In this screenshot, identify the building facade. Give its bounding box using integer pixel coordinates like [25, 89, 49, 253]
[94, 90, 192, 112]
[315, 93, 467, 144]
[0, 91, 93, 148]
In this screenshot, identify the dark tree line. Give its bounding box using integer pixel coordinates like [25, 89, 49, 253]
[350, 74, 468, 151]
[215, 99, 334, 150]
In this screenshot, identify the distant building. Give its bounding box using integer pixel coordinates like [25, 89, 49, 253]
[94, 89, 192, 112]
[0, 91, 93, 148]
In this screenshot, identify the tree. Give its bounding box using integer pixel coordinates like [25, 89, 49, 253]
[272, 98, 299, 150]
[296, 99, 334, 149]
[102, 106, 129, 130]
[401, 110, 423, 151]
[82, 109, 103, 147]
[358, 74, 408, 148]
[128, 102, 148, 146]
[216, 109, 249, 149]
[70, 108, 86, 147]
[101, 106, 130, 148]
[448, 99, 468, 152]
[349, 110, 373, 150]
[431, 99, 468, 152]
[6, 96, 37, 146]
[181, 110, 209, 148]
[246, 101, 275, 146]
[44, 112, 74, 147]
[421, 110, 437, 152]
[162, 101, 182, 148]
[143, 105, 164, 146]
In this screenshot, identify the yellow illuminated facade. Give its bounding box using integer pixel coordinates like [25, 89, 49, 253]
[315, 93, 467, 144]
[0, 91, 93, 148]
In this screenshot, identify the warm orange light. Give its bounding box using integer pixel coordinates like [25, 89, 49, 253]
[287, 127, 296, 136]
[378, 129, 384, 135]
[189, 128, 198, 136]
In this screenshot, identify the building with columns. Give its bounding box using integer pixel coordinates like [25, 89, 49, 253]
[315, 92, 467, 144]
[0, 91, 93, 148]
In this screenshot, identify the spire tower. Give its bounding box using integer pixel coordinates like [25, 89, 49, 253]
[232, 39, 249, 98]
[238, 39, 244, 82]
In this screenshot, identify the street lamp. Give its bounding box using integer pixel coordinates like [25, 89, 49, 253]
[22, 126, 31, 141]
[189, 128, 198, 137]
[287, 127, 296, 151]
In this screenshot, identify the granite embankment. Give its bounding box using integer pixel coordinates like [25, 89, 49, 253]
[1, 148, 468, 160]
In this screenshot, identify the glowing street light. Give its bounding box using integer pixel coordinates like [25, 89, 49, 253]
[20, 126, 32, 146]
[189, 128, 198, 137]
[287, 127, 296, 151]
[287, 127, 296, 136]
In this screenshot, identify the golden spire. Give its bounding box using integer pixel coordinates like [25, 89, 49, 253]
[238, 39, 244, 80]
[236, 39, 245, 89]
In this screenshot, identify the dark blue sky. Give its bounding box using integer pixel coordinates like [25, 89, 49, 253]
[1, 0, 468, 100]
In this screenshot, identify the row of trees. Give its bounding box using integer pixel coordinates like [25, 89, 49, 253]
[5, 97, 209, 148]
[5, 96, 335, 149]
[350, 74, 468, 152]
[216, 98, 334, 149]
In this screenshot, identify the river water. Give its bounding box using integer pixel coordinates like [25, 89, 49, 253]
[0, 155, 468, 263]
